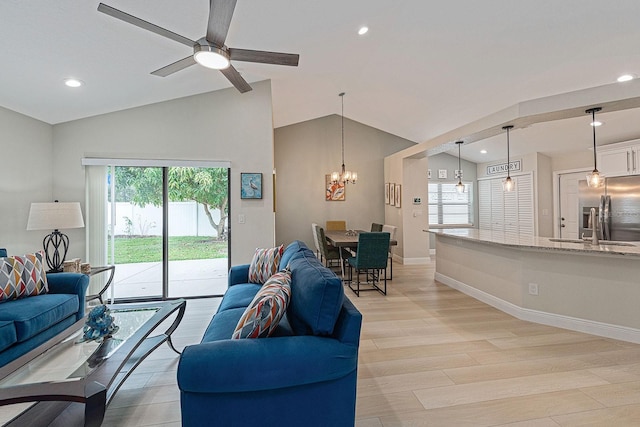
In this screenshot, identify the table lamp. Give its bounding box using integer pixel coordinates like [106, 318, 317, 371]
[26, 201, 85, 273]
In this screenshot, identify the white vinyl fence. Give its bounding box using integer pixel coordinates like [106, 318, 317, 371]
[108, 201, 225, 237]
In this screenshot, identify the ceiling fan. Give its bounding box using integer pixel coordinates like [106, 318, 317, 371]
[97, 1, 299, 93]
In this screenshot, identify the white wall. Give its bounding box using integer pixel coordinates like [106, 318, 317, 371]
[52, 80, 275, 265]
[384, 151, 430, 264]
[274, 115, 414, 249]
[0, 106, 53, 255]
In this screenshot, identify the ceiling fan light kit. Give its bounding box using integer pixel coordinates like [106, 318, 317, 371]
[97, 1, 299, 93]
[193, 43, 230, 70]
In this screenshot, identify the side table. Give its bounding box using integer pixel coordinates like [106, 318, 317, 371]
[85, 265, 116, 304]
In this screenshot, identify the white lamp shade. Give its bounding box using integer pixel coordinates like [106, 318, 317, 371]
[27, 202, 85, 231]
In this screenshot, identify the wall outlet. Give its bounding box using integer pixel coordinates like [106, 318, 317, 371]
[238, 214, 246, 224]
[528, 283, 539, 296]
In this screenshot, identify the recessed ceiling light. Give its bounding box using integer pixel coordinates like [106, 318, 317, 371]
[480, 149, 487, 154]
[358, 26, 369, 35]
[590, 121, 603, 127]
[64, 78, 83, 88]
[617, 74, 635, 83]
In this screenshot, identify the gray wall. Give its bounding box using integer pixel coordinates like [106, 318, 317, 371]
[1, 81, 276, 265]
[0, 106, 53, 255]
[274, 115, 415, 250]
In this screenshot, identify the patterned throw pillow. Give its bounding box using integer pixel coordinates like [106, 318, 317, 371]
[13, 251, 49, 298]
[248, 245, 284, 284]
[232, 269, 292, 339]
[0, 257, 24, 302]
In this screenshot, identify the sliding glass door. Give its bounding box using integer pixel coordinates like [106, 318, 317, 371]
[166, 167, 229, 298]
[88, 162, 229, 301]
[109, 166, 164, 299]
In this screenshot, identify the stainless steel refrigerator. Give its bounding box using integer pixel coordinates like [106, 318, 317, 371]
[578, 175, 640, 241]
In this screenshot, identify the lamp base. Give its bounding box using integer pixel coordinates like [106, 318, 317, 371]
[43, 230, 69, 273]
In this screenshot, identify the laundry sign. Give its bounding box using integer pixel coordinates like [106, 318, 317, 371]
[486, 160, 521, 175]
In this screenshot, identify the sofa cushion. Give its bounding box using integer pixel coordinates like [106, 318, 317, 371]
[288, 250, 344, 336]
[0, 256, 24, 302]
[0, 294, 78, 342]
[217, 283, 262, 313]
[279, 240, 307, 270]
[232, 270, 292, 339]
[0, 320, 17, 353]
[14, 251, 48, 298]
[201, 308, 246, 343]
[248, 245, 283, 284]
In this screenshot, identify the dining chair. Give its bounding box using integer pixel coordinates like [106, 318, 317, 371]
[382, 224, 397, 280]
[370, 223, 383, 232]
[315, 226, 351, 272]
[326, 220, 347, 231]
[311, 223, 321, 260]
[347, 232, 390, 296]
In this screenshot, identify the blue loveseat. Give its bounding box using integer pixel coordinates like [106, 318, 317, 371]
[0, 248, 89, 367]
[178, 241, 362, 427]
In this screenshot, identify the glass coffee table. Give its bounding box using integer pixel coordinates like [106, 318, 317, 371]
[0, 299, 186, 427]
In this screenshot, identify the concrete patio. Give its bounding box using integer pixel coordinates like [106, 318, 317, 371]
[89, 258, 229, 301]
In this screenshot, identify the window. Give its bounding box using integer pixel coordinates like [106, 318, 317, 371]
[428, 182, 473, 226]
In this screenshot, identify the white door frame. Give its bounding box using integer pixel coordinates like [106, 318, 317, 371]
[552, 168, 590, 238]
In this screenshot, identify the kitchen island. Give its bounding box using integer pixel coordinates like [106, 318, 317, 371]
[430, 228, 640, 343]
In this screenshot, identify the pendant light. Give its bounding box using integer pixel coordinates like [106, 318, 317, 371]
[455, 141, 465, 194]
[586, 107, 604, 188]
[330, 92, 357, 185]
[502, 125, 515, 192]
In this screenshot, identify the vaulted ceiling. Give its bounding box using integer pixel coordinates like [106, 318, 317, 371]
[2, 1, 640, 162]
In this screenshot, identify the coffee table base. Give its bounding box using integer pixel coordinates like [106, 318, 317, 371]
[0, 299, 186, 427]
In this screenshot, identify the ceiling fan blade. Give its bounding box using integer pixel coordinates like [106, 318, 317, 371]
[206, 0, 238, 47]
[98, 3, 195, 48]
[151, 56, 197, 77]
[229, 49, 299, 66]
[220, 65, 252, 93]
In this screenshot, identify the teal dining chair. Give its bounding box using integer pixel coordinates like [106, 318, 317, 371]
[347, 232, 390, 296]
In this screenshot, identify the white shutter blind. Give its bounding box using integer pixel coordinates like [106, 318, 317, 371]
[516, 174, 535, 236]
[491, 179, 504, 231]
[477, 173, 535, 236]
[478, 180, 492, 230]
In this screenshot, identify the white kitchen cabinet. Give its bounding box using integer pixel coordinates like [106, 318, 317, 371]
[597, 140, 640, 177]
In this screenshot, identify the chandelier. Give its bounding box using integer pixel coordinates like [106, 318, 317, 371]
[330, 92, 357, 185]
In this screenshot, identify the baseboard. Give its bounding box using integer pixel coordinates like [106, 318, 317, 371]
[435, 272, 640, 344]
[398, 255, 430, 265]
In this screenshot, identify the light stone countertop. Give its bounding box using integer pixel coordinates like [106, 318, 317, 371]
[427, 228, 640, 258]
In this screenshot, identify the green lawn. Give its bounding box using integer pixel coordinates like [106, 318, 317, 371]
[108, 236, 227, 264]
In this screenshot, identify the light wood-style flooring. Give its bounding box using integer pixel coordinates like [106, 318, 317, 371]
[102, 262, 640, 426]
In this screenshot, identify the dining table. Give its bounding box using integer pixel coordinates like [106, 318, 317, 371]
[324, 230, 397, 278]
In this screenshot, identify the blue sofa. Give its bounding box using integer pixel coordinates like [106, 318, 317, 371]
[178, 241, 362, 427]
[0, 248, 89, 367]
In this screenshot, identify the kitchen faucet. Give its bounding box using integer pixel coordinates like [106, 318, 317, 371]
[589, 207, 599, 245]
